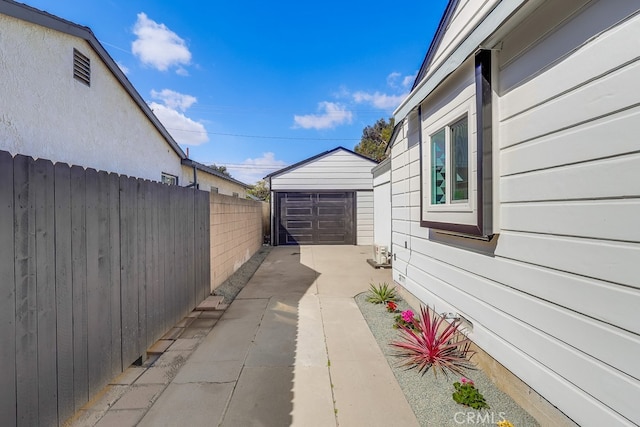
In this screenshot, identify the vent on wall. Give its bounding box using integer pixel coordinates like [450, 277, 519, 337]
[73, 48, 90, 86]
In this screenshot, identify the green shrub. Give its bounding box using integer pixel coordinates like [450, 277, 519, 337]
[452, 378, 489, 410]
[366, 282, 398, 304]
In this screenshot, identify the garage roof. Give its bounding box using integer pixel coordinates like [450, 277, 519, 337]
[264, 146, 377, 179]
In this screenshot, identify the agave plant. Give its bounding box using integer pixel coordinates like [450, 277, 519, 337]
[390, 305, 475, 378]
[366, 282, 398, 304]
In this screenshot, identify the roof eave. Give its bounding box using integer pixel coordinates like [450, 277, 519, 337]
[181, 158, 251, 188]
[383, 121, 404, 155]
[411, 0, 461, 91]
[394, 0, 533, 121]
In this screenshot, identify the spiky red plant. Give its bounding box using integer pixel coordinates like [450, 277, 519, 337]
[390, 305, 475, 378]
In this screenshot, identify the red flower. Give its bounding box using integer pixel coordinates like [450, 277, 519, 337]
[386, 301, 398, 312]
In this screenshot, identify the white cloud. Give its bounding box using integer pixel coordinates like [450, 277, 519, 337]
[293, 102, 353, 130]
[349, 72, 416, 110]
[149, 103, 208, 146]
[175, 67, 189, 77]
[149, 88, 207, 146]
[332, 85, 351, 99]
[228, 152, 287, 185]
[386, 72, 401, 87]
[386, 71, 415, 90]
[402, 74, 416, 89]
[352, 91, 407, 110]
[151, 89, 196, 111]
[132, 13, 191, 73]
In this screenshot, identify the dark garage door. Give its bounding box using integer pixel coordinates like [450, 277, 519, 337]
[276, 192, 355, 245]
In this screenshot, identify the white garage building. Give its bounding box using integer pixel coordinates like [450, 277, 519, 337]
[266, 147, 377, 246]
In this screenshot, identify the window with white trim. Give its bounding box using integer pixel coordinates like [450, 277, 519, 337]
[430, 115, 469, 205]
[161, 173, 178, 185]
[420, 50, 493, 238]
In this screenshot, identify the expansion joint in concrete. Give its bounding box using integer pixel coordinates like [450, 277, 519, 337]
[317, 296, 339, 426]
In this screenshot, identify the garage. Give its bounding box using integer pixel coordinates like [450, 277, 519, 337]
[266, 147, 377, 246]
[276, 192, 354, 245]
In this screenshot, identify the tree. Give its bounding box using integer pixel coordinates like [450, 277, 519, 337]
[208, 164, 232, 177]
[247, 179, 270, 201]
[354, 117, 395, 162]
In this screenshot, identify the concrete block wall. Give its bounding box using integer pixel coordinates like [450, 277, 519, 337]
[210, 193, 263, 291]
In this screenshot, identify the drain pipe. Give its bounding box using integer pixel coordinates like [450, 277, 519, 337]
[182, 158, 199, 189]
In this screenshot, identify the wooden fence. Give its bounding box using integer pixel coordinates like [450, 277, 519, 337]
[0, 151, 210, 426]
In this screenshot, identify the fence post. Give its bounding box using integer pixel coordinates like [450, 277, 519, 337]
[0, 151, 16, 427]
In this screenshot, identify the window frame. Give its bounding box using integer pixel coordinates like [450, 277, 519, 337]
[161, 172, 178, 186]
[420, 49, 493, 238]
[426, 110, 473, 210]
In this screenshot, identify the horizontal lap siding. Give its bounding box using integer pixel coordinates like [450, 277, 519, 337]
[498, 4, 640, 424]
[356, 192, 373, 245]
[373, 183, 391, 250]
[390, 124, 416, 262]
[391, 2, 640, 425]
[270, 150, 375, 191]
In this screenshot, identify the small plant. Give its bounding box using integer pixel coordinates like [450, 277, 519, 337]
[366, 282, 398, 304]
[496, 420, 514, 427]
[452, 377, 489, 410]
[394, 309, 419, 331]
[390, 305, 475, 378]
[386, 301, 398, 312]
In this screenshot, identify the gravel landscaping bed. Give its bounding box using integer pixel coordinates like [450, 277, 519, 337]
[355, 292, 539, 427]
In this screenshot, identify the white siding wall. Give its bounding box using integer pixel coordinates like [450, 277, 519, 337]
[270, 149, 376, 191]
[373, 164, 392, 250]
[270, 148, 376, 246]
[356, 191, 374, 245]
[0, 15, 183, 181]
[392, 1, 640, 426]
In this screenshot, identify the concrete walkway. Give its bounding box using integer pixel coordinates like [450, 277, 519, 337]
[72, 246, 419, 427]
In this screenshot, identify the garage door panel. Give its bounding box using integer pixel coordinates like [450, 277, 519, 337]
[286, 207, 313, 216]
[286, 193, 313, 200]
[286, 220, 313, 229]
[286, 234, 313, 244]
[318, 193, 346, 199]
[318, 207, 345, 216]
[317, 234, 346, 243]
[318, 220, 345, 229]
[277, 192, 354, 245]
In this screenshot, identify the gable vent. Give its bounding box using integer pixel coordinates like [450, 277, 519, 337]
[73, 49, 91, 86]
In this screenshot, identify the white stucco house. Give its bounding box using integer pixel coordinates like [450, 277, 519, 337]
[181, 159, 250, 197]
[0, 0, 187, 181]
[265, 147, 377, 246]
[388, 0, 640, 425]
[0, 0, 249, 195]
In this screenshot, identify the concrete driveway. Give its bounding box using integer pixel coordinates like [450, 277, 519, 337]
[74, 246, 419, 427]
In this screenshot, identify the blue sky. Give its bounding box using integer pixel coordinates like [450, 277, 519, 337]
[25, 0, 448, 184]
